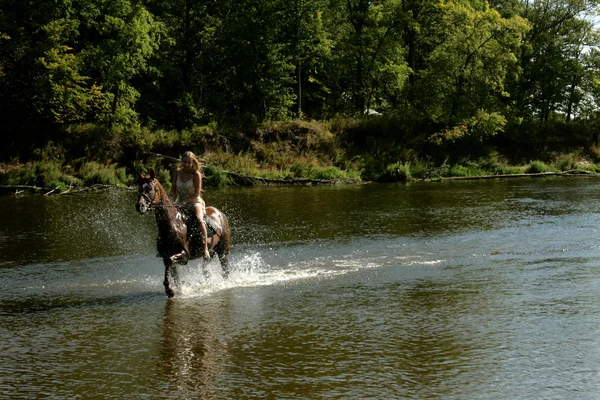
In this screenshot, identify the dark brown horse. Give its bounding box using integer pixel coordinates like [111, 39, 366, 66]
[136, 168, 231, 297]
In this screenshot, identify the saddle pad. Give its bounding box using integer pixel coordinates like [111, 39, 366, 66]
[203, 215, 219, 238]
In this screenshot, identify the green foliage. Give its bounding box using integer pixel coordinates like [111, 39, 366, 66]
[495, 165, 525, 175]
[553, 152, 580, 171]
[78, 161, 131, 186]
[0, 159, 83, 190]
[408, 160, 437, 180]
[202, 164, 232, 188]
[379, 162, 413, 182]
[433, 110, 507, 144]
[61, 124, 124, 162]
[312, 166, 339, 180]
[447, 164, 486, 177]
[324, 0, 410, 115]
[288, 163, 357, 180]
[421, 2, 528, 130]
[77, 0, 165, 127]
[155, 167, 173, 192]
[526, 161, 556, 174]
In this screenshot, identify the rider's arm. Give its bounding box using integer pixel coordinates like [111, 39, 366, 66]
[193, 171, 202, 198]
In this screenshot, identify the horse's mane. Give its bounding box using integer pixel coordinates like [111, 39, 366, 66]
[143, 169, 173, 207]
[154, 179, 169, 200]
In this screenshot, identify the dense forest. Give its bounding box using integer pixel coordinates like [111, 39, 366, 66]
[2, 0, 600, 189]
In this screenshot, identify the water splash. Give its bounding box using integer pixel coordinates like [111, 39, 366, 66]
[172, 241, 444, 298]
[175, 250, 332, 298]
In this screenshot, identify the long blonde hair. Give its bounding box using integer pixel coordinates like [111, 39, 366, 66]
[180, 151, 200, 172]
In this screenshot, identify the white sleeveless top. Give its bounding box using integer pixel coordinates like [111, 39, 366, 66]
[176, 172, 202, 205]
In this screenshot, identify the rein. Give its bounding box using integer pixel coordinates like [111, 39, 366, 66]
[140, 180, 176, 210]
[140, 179, 218, 236]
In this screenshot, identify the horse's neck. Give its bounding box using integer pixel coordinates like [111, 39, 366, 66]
[155, 183, 172, 208]
[153, 184, 177, 227]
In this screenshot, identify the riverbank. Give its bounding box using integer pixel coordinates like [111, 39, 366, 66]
[3, 169, 600, 197]
[2, 118, 600, 194]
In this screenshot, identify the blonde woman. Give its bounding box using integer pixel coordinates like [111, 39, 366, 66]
[171, 151, 210, 260]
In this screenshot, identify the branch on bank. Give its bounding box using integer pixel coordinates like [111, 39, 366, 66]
[222, 170, 361, 186]
[0, 184, 44, 195]
[433, 170, 600, 182]
[0, 184, 131, 196]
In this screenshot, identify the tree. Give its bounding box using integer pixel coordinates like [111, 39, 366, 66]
[284, 0, 332, 118]
[140, 0, 223, 128]
[323, 0, 410, 115]
[37, 20, 107, 125]
[206, 0, 296, 122]
[510, 0, 600, 122]
[420, 1, 529, 142]
[78, 0, 164, 127]
[0, 0, 97, 152]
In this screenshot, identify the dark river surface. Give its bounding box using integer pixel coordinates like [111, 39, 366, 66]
[2, 177, 600, 399]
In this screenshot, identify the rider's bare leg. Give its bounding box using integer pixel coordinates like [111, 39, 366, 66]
[195, 202, 210, 259]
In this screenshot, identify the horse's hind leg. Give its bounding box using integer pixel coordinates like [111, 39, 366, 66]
[217, 251, 229, 279]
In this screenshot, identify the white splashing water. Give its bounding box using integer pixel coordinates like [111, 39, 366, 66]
[172, 241, 446, 298]
[175, 251, 333, 298]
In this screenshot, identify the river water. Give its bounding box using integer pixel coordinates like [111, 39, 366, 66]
[1, 177, 600, 398]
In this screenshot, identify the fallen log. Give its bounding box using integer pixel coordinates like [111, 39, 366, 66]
[426, 170, 600, 182]
[222, 170, 361, 186]
[0, 185, 44, 195]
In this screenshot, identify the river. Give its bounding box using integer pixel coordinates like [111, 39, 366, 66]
[1, 177, 600, 398]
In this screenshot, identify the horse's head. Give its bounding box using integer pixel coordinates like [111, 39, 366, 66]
[136, 168, 160, 214]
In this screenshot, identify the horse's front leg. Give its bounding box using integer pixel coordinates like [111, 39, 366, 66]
[163, 250, 188, 297]
[170, 250, 189, 265]
[171, 265, 182, 291]
[163, 258, 175, 298]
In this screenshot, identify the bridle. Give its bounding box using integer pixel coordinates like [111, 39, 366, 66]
[138, 179, 160, 211]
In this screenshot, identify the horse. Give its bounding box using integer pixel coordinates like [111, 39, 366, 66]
[136, 168, 231, 297]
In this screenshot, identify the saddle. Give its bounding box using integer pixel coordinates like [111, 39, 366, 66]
[180, 207, 220, 238]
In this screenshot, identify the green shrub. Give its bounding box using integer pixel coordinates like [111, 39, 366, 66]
[553, 153, 579, 171]
[379, 162, 412, 182]
[36, 161, 64, 187]
[14, 164, 38, 186]
[0, 161, 83, 190]
[407, 160, 430, 180]
[202, 164, 231, 188]
[526, 161, 554, 173]
[290, 163, 313, 178]
[313, 166, 345, 180]
[79, 161, 130, 186]
[496, 165, 525, 175]
[447, 164, 485, 177]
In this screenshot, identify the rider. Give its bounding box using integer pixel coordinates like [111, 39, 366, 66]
[171, 151, 210, 260]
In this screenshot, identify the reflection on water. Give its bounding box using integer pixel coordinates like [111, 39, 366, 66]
[2, 178, 600, 398]
[160, 297, 233, 398]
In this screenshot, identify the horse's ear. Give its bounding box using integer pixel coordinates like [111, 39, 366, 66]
[148, 168, 156, 180]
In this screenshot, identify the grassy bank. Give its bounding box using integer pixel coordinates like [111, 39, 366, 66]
[2, 118, 600, 194]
